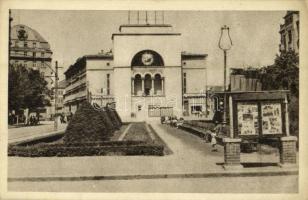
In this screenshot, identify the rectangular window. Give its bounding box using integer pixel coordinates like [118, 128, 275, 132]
[282, 35, 286, 49]
[288, 30, 292, 44]
[24, 51, 27, 56]
[107, 74, 110, 95]
[33, 42, 36, 48]
[183, 73, 187, 94]
[15, 41, 18, 47]
[24, 42, 28, 47]
[33, 52, 36, 57]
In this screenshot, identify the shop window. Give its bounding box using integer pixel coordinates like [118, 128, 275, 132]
[191, 105, 202, 113]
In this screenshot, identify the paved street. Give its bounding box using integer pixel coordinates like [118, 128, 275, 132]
[8, 121, 67, 144]
[8, 175, 298, 193]
[9, 123, 285, 179]
[8, 122, 298, 193]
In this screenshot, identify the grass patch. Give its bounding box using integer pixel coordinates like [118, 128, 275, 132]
[110, 124, 129, 141]
[123, 122, 153, 143]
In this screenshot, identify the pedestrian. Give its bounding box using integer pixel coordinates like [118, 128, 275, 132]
[211, 131, 218, 152]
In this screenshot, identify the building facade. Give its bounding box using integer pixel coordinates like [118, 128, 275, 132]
[279, 11, 299, 53]
[52, 79, 67, 115]
[64, 13, 208, 122]
[10, 24, 54, 119]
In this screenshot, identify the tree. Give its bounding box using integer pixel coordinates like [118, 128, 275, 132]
[8, 64, 51, 115]
[230, 50, 299, 137]
[260, 50, 299, 136]
[260, 50, 299, 97]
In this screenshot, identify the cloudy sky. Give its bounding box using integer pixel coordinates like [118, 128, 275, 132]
[11, 10, 285, 85]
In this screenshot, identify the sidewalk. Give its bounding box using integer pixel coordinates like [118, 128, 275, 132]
[8, 121, 67, 144]
[8, 122, 298, 180]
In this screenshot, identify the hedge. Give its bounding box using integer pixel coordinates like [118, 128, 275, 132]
[64, 102, 114, 143]
[8, 142, 164, 157]
[105, 107, 122, 129]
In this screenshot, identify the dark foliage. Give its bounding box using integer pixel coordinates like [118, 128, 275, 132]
[231, 51, 299, 137]
[97, 108, 116, 133]
[106, 107, 122, 129]
[63, 102, 113, 143]
[9, 64, 51, 114]
[8, 142, 164, 157]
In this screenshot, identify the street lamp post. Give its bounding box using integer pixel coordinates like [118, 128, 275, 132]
[218, 25, 232, 126]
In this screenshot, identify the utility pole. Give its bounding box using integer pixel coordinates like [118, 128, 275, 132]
[9, 10, 12, 63]
[54, 61, 59, 131]
[44, 61, 62, 131]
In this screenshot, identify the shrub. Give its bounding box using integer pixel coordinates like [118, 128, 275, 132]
[63, 102, 113, 143]
[97, 108, 116, 133]
[106, 107, 121, 129]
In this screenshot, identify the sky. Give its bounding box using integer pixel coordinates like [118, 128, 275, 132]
[11, 10, 286, 85]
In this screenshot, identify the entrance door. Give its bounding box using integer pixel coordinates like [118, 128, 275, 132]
[136, 104, 146, 121]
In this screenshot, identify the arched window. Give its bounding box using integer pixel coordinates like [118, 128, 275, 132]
[134, 74, 142, 95]
[144, 74, 152, 96]
[154, 74, 162, 95]
[131, 50, 164, 67]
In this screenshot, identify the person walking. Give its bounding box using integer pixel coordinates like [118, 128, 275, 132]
[211, 131, 218, 152]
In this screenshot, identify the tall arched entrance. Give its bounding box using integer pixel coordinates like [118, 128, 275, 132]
[130, 50, 171, 121]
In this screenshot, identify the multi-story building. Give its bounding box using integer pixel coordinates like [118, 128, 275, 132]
[279, 11, 299, 53]
[53, 79, 67, 115]
[64, 12, 209, 122]
[64, 52, 114, 114]
[10, 24, 54, 119]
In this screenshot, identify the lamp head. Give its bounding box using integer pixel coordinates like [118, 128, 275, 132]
[218, 25, 233, 51]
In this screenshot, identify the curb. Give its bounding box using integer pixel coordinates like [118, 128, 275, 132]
[9, 130, 65, 145]
[8, 169, 298, 182]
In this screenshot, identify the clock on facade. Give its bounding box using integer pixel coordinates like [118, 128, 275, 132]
[141, 52, 154, 66]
